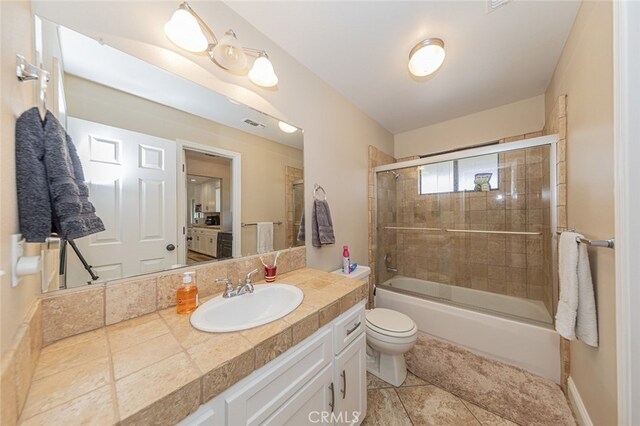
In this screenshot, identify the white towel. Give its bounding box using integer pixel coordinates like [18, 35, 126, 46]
[256, 222, 274, 254]
[555, 232, 598, 347]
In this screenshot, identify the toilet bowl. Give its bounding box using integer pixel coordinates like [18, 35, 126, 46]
[365, 308, 418, 386]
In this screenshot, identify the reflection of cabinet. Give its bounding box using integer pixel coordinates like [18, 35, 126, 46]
[192, 182, 220, 212]
[188, 228, 219, 258]
[180, 302, 367, 426]
[200, 181, 220, 212]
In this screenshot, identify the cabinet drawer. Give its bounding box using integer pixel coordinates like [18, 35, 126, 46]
[333, 302, 365, 355]
[226, 328, 333, 426]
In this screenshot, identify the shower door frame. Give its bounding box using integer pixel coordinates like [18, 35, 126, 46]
[373, 134, 559, 322]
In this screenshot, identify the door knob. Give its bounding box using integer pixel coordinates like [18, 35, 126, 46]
[166, 244, 176, 251]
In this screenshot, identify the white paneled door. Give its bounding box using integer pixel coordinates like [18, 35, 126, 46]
[65, 117, 177, 287]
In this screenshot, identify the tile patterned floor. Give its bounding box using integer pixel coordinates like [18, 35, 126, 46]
[363, 372, 519, 426]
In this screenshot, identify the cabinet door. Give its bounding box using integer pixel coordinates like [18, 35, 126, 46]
[194, 184, 203, 206]
[226, 328, 333, 426]
[204, 182, 212, 211]
[334, 333, 366, 425]
[262, 363, 334, 426]
[195, 231, 204, 253]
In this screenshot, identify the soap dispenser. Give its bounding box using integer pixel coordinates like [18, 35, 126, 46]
[176, 271, 198, 314]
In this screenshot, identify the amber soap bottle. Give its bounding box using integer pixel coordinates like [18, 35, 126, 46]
[176, 272, 198, 314]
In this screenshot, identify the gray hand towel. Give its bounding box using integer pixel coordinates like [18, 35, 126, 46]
[311, 199, 335, 248]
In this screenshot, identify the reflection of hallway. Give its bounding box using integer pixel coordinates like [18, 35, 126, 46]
[187, 250, 215, 265]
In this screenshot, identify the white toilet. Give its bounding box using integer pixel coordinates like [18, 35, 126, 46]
[332, 266, 418, 387]
[365, 308, 418, 386]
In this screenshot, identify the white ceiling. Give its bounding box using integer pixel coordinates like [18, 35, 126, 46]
[226, 1, 580, 134]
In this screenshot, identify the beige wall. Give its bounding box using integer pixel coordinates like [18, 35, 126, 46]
[545, 1, 617, 424]
[32, 1, 394, 274]
[65, 75, 298, 256]
[394, 95, 546, 158]
[0, 0, 43, 355]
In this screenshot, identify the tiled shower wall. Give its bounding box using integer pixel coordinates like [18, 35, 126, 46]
[544, 94, 569, 391]
[375, 133, 556, 317]
[285, 166, 304, 248]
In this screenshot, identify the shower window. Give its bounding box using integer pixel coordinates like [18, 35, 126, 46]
[419, 153, 499, 194]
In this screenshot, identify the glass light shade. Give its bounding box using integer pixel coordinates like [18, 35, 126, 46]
[278, 121, 297, 133]
[248, 55, 278, 87]
[408, 39, 446, 77]
[211, 31, 248, 73]
[164, 9, 208, 53]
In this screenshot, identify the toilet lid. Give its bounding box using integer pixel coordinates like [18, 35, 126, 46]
[366, 308, 415, 333]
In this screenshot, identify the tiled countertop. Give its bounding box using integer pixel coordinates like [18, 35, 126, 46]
[18, 268, 368, 425]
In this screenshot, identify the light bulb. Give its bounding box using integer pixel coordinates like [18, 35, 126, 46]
[249, 55, 278, 87]
[278, 121, 297, 133]
[211, 30, 248, 73]
[408, 38, 446, 77]
[164, 8, 208, 53]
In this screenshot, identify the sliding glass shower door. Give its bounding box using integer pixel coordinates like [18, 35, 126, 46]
[375, 138, 556, 326]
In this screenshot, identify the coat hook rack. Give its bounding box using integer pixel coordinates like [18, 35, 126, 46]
[16, 54, 50, 114]
[16, 54, 49, 82]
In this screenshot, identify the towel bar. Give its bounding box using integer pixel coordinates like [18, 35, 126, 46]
[556, 230, 615, 249]
[242, 221, 283, 227]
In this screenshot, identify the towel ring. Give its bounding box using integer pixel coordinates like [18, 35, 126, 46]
[313, 184, 327, 201]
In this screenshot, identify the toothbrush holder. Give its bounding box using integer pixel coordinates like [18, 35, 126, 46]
[265, 265, 277, 282]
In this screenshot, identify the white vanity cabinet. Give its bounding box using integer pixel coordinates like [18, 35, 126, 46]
[333, 334, 367, 424]
[189, 228, 218, 258]
[180, 302, 367, 426]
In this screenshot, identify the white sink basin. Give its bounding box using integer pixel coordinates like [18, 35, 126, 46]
[190, 284, 304, 333]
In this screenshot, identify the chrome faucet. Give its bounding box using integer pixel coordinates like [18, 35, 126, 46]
[215, 268, 259, 298]
[215, 278, 237, 298]
[237, 269, 258, 295]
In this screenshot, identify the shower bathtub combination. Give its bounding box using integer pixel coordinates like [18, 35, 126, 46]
[373, 135, 561, 382]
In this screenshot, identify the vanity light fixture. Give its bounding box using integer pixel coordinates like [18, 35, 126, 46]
[408, 38, 446, 77]
[278, 121, 298, 134]
[164, 2, 279, 87]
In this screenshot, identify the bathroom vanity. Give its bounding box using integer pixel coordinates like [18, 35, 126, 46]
[17, 268, 368, 425]
[181, 302, 366, 425]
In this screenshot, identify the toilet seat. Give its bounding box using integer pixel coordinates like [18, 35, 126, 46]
[366, 308, 417, 339]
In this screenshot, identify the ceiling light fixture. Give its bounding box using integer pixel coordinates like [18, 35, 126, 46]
[278, 121, 297, 133]
[165, 2, 278, 87]
[408, 38, 446, 77]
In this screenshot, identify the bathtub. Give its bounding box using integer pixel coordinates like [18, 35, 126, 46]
[376, 276, 561, 383]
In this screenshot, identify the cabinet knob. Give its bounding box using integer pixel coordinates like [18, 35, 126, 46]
[166, 244, 176, 251]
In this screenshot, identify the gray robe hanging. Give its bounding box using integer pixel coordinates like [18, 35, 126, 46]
[16, 107, 105, 242]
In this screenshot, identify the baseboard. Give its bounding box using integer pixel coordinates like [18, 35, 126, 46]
[567, 377, 593, 426]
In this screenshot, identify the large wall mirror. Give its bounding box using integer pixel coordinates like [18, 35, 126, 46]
[36, 17, 305, 292]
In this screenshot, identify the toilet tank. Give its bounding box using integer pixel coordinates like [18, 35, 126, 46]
[331, 265, 371, 281]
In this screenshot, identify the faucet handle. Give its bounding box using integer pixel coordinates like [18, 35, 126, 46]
[245, 268, 259, 284]
[216, 278, 236, 298]
[215, 278, 233, 289]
